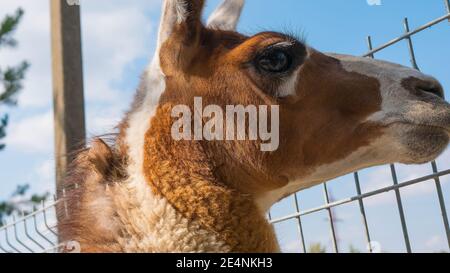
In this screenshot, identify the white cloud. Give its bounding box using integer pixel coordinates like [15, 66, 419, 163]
[86, 104, 125, 136]
[0, 0, 52, 108]
[35, 159, 53, 181]
[6, 111, 54, 153]
[33, 159, 55, 194]
[81, 1, 155, 104]
[5, 105, 126, 154]
[1, 1, 161, 152]
[363, 148, 450, 207]
[424, 235, 447, 252]
[0, 0, 160, 108]
[281, 240, 302, 253]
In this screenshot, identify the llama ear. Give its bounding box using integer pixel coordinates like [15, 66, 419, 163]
[207, 0, 244, 31]
[156, 0, 205, 58]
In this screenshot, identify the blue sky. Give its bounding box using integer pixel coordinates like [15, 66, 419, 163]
[0, 0, 449, 253]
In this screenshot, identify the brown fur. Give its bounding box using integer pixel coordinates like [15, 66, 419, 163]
[144, 104, 279, 252]
[59, 0, 448, 253]
[58, 139, 126, 252]
[158, 29, 384, 196]
[60, 21, 384, 253]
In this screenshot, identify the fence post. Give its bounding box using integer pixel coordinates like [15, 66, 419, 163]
[50, 0, 86, 195]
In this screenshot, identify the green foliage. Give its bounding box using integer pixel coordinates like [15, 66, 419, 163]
[349, 244, 362, 253]
[0, 61, 29, 106]
[0, 115, 7, 150]
[0, 8, 24, 48]
[0, 8, 29, 151]
[0, 185, 50, 226]
[308, 243, 327, 253]
[0, 8, 44, 227]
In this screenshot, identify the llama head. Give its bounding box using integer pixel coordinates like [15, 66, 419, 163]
[148, 0, 450, 208]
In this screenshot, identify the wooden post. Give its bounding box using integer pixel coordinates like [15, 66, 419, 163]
[50, 0, 86, 195]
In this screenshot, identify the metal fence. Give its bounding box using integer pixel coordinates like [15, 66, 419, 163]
[1, 1, 450, 253]
[0, 199, 60, 253]
[269, 0, 450, 253]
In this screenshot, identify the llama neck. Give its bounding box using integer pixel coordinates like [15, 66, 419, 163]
[65, 94, 279, 252]
[136, 104, 280, 252]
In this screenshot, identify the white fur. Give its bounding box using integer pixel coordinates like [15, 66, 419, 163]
[277, 46, 311, 97]
[175, 0, 188, 24]
[257, 54, 438, 212]
[278, 68, 300, 97]
[115, 0, 229, 252]
[256, 136, 398, 211]
[119, 61, 228, 252]
[207, 0, 245, 31]
[327, 54, 439, 126]
[158, 0, 187, 50]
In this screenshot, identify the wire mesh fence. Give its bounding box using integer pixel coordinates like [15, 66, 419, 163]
[269, 0, 450, 253]
[1, 1, 449, 253]
[0, 199, 59, 253]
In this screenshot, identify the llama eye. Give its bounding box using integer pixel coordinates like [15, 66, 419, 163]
[256, 49, 293, 74]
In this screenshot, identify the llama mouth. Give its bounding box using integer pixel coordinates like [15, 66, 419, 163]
[414, 125, 450, 139]
[389, 121, 450, 134]
[394, 122, 450, 164]
[414, 124, 450, 134]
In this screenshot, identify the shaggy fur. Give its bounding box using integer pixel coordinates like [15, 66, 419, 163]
[58, 0, 450, 253]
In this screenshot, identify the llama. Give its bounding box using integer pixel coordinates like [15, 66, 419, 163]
[59, 0, 450, 253]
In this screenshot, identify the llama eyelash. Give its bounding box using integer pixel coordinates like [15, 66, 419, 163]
[282, 28, 308, 45]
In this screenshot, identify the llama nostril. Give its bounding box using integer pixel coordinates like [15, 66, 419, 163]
[416, 80, 445, 98]
[402, 77, 445, 99]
